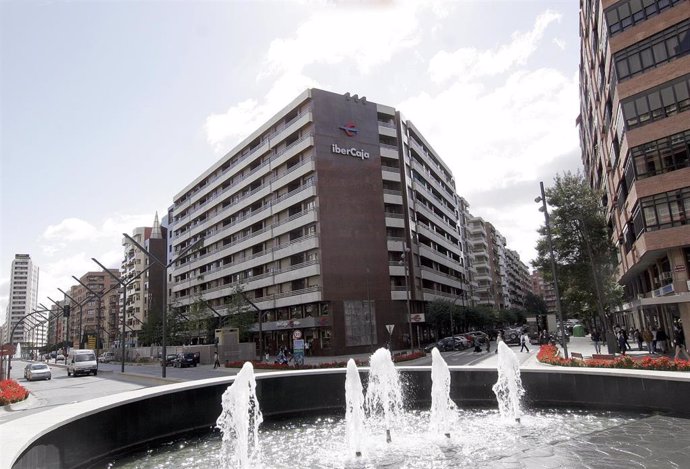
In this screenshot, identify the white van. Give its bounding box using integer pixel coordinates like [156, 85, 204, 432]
[67, 349, 98, 376]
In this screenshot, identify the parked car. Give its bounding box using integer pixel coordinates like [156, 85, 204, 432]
[164, 354, 178, 367]
[24, 363, 51, 381]
[98, 351, 115, 363]
[464, 331, 489, 345]
[452, 335, 471, 349]
[173, 353, 197, 368]
[424, 336, 468, 353]
[502, 328, 523, 345]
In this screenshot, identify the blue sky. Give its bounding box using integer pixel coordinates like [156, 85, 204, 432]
[0, 0, 582, 324]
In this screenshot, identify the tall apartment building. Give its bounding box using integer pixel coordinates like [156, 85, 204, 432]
[168, 89, 469, 355]
[46, 300, 68, 348]
[579, 0, 690, 335]
[530, 270, 558, 315]
[466, 216, 510, 309]
[3, 254, 40, 347]
[67, 271, 120, 349]
[506, 249, 531, 310]
[121, 214, 168, 346]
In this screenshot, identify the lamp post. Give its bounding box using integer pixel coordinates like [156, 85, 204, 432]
[120, 233, 204, 377]
[5, 307, 51, 379]
[400, 244, 414, 351]
[536, 181, 568, 358]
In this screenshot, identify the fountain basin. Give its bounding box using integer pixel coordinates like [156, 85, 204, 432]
[7, 366, 690, 468]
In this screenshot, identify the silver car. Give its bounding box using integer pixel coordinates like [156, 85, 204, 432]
[24, 363, 52, 381]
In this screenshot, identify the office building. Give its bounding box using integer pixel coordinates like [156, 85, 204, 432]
[3, 254, 40, 347]
[168, 89, 469, 355]
[579, 0, 690, 334]
[67, 271, 120, 349]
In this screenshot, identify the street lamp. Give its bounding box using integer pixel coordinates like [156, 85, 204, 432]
[399, 244, 415, 351]
[536, 181, 568, 358]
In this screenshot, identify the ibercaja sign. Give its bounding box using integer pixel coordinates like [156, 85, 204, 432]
[331, 121, 370, 160]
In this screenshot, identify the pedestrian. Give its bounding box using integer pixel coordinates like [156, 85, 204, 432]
[643, 328, 654, 354]
[591, 328, 602, 354]
[652, 327, 658, 353]
[622, 328, 631, 351]
[213, 351, 221, 369]
[495, 331, 504, 354]
[656, 328, 668, 354]
[673, 326, 690, 361]
[304, 340, 310, 356]
[617, 331, 627, 355]
[485, 337, 491, 353]
[519, 331, 530, 353]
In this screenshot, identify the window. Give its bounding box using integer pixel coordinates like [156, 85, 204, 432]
[605, 0, 683, 36]
[637, 188, 690, 232]
[621, 74, 690, 129]
[614, 20, 690, 81]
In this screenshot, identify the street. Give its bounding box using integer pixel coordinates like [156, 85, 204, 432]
[1, 343, 533, 424]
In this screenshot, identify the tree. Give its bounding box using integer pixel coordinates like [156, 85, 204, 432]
[224, 285, 255, 342]
[533, 172, 622, 331]
[524, 292, 548, 317]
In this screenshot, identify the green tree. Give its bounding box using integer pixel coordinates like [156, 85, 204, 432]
[533, 172, 622, 331]
[524, 292, 548, 317]
[224, 285, 255, 342]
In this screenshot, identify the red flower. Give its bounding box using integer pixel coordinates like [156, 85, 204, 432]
[0, 379, 29, 406]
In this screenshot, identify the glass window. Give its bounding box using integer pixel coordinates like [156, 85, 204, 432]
[635, 95, 649, 115]
[652, 41, 668, 62]
[640, 48, 654, 68]
[628, 54, 642, 74]
[643, 205, 658, 227]
[616, 58, 630, 78]
[666, 36, 680, 54]
[648, 90, 662, 111]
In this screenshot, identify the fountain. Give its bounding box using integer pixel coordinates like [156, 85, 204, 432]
[14, 342, 21, 359]
[429, 347, 457, 438]
[215, 361, 263, 468]
[364, 347, 403, 443]
[344, 358, 365, 457]
[9, 345, 690, 469]
[492, 341, 525, 422]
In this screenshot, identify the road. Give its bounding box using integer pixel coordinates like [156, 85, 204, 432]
[1, 343, 534, 423]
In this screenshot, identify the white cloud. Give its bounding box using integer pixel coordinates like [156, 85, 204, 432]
[553, 37, 566, 50]
[428, 10, 561, 83]
[204, 1, 442, 151]
[42, 218, 99, 242]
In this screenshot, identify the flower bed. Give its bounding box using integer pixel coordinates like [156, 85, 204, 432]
[536, 344, 690, 371]
[225, 350, 426, 370]
[0, 379, 29, 406]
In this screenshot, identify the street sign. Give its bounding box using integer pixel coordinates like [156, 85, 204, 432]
[0, 343, 15, 355]
[410, 314, 426, 323]
[386, 324, 395, 334]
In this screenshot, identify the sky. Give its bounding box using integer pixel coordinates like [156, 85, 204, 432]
[0, 0, 583, 326]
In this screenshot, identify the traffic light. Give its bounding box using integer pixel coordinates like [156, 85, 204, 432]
[63, 305, 71, 317]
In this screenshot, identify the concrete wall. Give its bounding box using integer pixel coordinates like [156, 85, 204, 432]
[10, 367, 690, 469]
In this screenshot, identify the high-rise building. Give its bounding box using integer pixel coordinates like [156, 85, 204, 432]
[67, 271, 120, 349]
[530, 270, 557, 315]
[3, 254, 40, 347]
[466, 216, 511, 309]
[168, 89, 469, 355]
[121, 213, 168, 347]
[579, 0, 690, 334]
[506, 249, 530, 310]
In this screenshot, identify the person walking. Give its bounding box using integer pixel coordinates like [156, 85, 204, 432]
[657, 328, 668, 354]
[213, 351, 221, 369]
[591, 328, 602, 354]
[519, 331, 530, 353]
[652, 327, 658, 353]
[643, 328, 654, 354]
[673, 326, 690, 361]
[634, 328, 643, 351]
[495, 331, 504, 354]
[617, 331, 627, 355]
